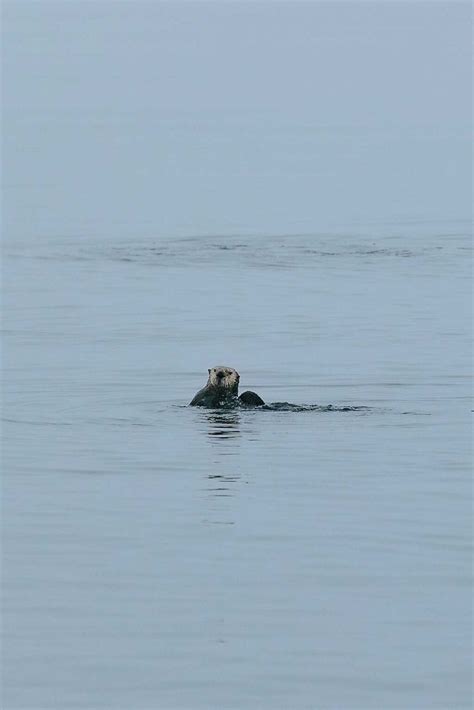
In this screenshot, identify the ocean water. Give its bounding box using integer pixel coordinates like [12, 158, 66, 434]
[3, 227, 472, 710]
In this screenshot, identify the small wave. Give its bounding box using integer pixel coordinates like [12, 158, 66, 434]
[187, 402, 372, 413]
[13, 231, 464, 269]
[261, 403, 372, 413]
[1, 417, 74, 426]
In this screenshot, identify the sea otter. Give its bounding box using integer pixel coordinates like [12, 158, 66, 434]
[190, 366, 265, 408]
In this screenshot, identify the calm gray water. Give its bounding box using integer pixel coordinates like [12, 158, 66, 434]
[2, 2, 472, 709]
[3, 228, 472, 709]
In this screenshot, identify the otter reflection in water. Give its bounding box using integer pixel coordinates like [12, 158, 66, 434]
[205, 411, 241, 439]
[190, 365, 265, 408]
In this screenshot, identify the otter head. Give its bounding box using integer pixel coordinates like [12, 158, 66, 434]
[207, 365, 240, 395]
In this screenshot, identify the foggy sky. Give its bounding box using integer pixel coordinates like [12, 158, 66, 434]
[3, 1, 471, 240]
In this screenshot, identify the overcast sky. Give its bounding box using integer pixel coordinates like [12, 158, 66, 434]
[3, 1, 471, 240]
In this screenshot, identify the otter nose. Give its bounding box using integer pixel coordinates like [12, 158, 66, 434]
[216, 371, 225, 379]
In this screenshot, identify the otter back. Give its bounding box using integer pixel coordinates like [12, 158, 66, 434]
[238, 391, 265, 407]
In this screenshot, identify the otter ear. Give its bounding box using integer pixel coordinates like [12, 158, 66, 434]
[208, 368, 211, 374]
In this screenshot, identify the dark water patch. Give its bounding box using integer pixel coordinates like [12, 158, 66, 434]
[200, 411, 242, 439]
[399, 411, 432, 416]
[2, 417, 74, 426]
[356, 248, 413, 257]
[103, 417, 155, 427]
[262, 402, 372, 413]
[213, 243, 249, 251]
[302, 247, 415, 258]
[187, 402, 373, 414]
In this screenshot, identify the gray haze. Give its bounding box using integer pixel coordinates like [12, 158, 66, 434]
[3, 1, 471, 240]
[2, 2, 472, 710]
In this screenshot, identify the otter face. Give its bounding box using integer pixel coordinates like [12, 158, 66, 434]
[207, 365, 240, 392]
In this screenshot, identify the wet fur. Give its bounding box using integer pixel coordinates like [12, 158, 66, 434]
[190, 366, 264, 408]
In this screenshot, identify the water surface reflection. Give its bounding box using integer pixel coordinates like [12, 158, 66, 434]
[203, 410, 241, 440]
